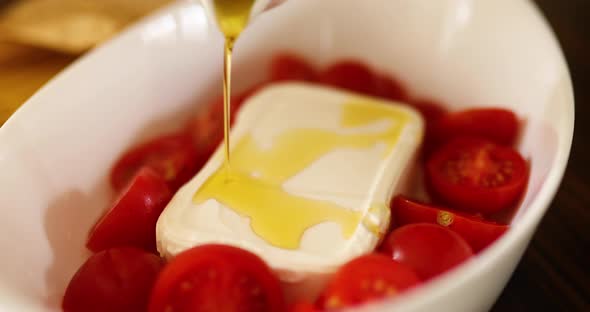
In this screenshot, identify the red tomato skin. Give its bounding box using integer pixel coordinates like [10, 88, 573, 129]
[289, 302, 320, 312]
[87, 167, 172, 252]
[148, 244, 285, 312]
[110, 133, 198, 192]
[374, 75, 408, 102]
[409, 99, 448, 126]
[185, 83, 266, 168]
[380, 224, 473, 280]
[430, 108, 519, 149]
[62, 247, 164, 312]
[391, 196, 508, 252]
[426, 137, 529, 214]
[318, 61, 378, 95]
[317, 254, 420, 310]
[271, 53, 317, 82]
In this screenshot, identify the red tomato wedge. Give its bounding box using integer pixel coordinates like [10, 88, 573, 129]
[62, 248, 164, 312]
[148, 244, 285, 312]
[270, 53, 317, 82]
[87, 167, 172, 252]
[429, 108, 519, 149]
[110, 133, 198, 192]
[380, 224, 473, 280]
[426, 137, 528, 214]
[318, 61, 379, 95]
[391, 196, 509, 252]
[317, 254, 420, 310]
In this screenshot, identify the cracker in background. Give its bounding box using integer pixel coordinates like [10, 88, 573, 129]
[0, 0, 173, 54]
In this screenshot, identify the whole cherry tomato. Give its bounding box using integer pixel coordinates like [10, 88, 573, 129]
[318, 61, 379, 95]
[271, 53, 317, 82]
[381, 224, 474, 280]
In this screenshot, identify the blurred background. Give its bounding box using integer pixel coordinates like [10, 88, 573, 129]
[0, 0, 588, 311]
[0, 0, 172, 124]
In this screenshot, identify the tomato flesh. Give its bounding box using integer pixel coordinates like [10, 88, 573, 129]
[148, 244, 285, 312]
[271, 53, 317, 82]
[391, 196, 509, 252]
[429, 108, 519, 149]
[381, 224, 473, 280]
[62, 248, 164, 312]
[426, 137, 528, 214]
[110, 133, 198, 192]
[87, 167, 171, 252]
[317, 254, 420, 310]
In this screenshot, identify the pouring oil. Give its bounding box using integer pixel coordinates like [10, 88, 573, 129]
[212, 0, 256, 167]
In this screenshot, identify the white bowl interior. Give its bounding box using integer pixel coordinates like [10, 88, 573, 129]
[0, 0, 573, 311]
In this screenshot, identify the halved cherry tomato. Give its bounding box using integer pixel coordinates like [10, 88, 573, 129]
[148, 244, 285, 312]
[380, 224, 473, 280]
[391, 196, 509, 252]
[110, 133, 198, 192]
[426, 137, 528, 214]
[317, 254, 420, 310]
[318, 61, 378, 95]
[62, 247, 164, 312]
[429, 108, 519, 150]
[271, 53, 317, 82]
[87, 167, 171, 252]
[374, 75, 408, 102]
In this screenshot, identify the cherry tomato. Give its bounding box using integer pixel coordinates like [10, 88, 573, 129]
[375, 75, 408, 102]
[62, 247, 164, 312]
[206, 83, 267, 122]
[317, 254, 420, 310]
[409, 99, 448, 127]
[426, 137, 528, 214]
[110, 133, 198, 192]
[271, 53, 317, 82]
[391, 196, 509, 252]
[289, 302, 320, 312]
[148, 244, 285, 312]
[185, 83, 266, 167]
[318, 61, 378, 95]
[87, 167, 171, 252]
[429, 108, 519, 149]
[381, 224, 473, 280]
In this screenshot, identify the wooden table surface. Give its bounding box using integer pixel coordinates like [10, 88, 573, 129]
[492, 1, 590, 311]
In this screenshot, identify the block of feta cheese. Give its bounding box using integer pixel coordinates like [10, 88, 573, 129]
[156, 82, 424, 301]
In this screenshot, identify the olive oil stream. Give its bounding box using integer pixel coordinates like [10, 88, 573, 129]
[206, 1, 407, 249]
[212, 0, 256, 166]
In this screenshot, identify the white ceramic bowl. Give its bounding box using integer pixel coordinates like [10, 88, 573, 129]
[0, 0, 574, 311]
